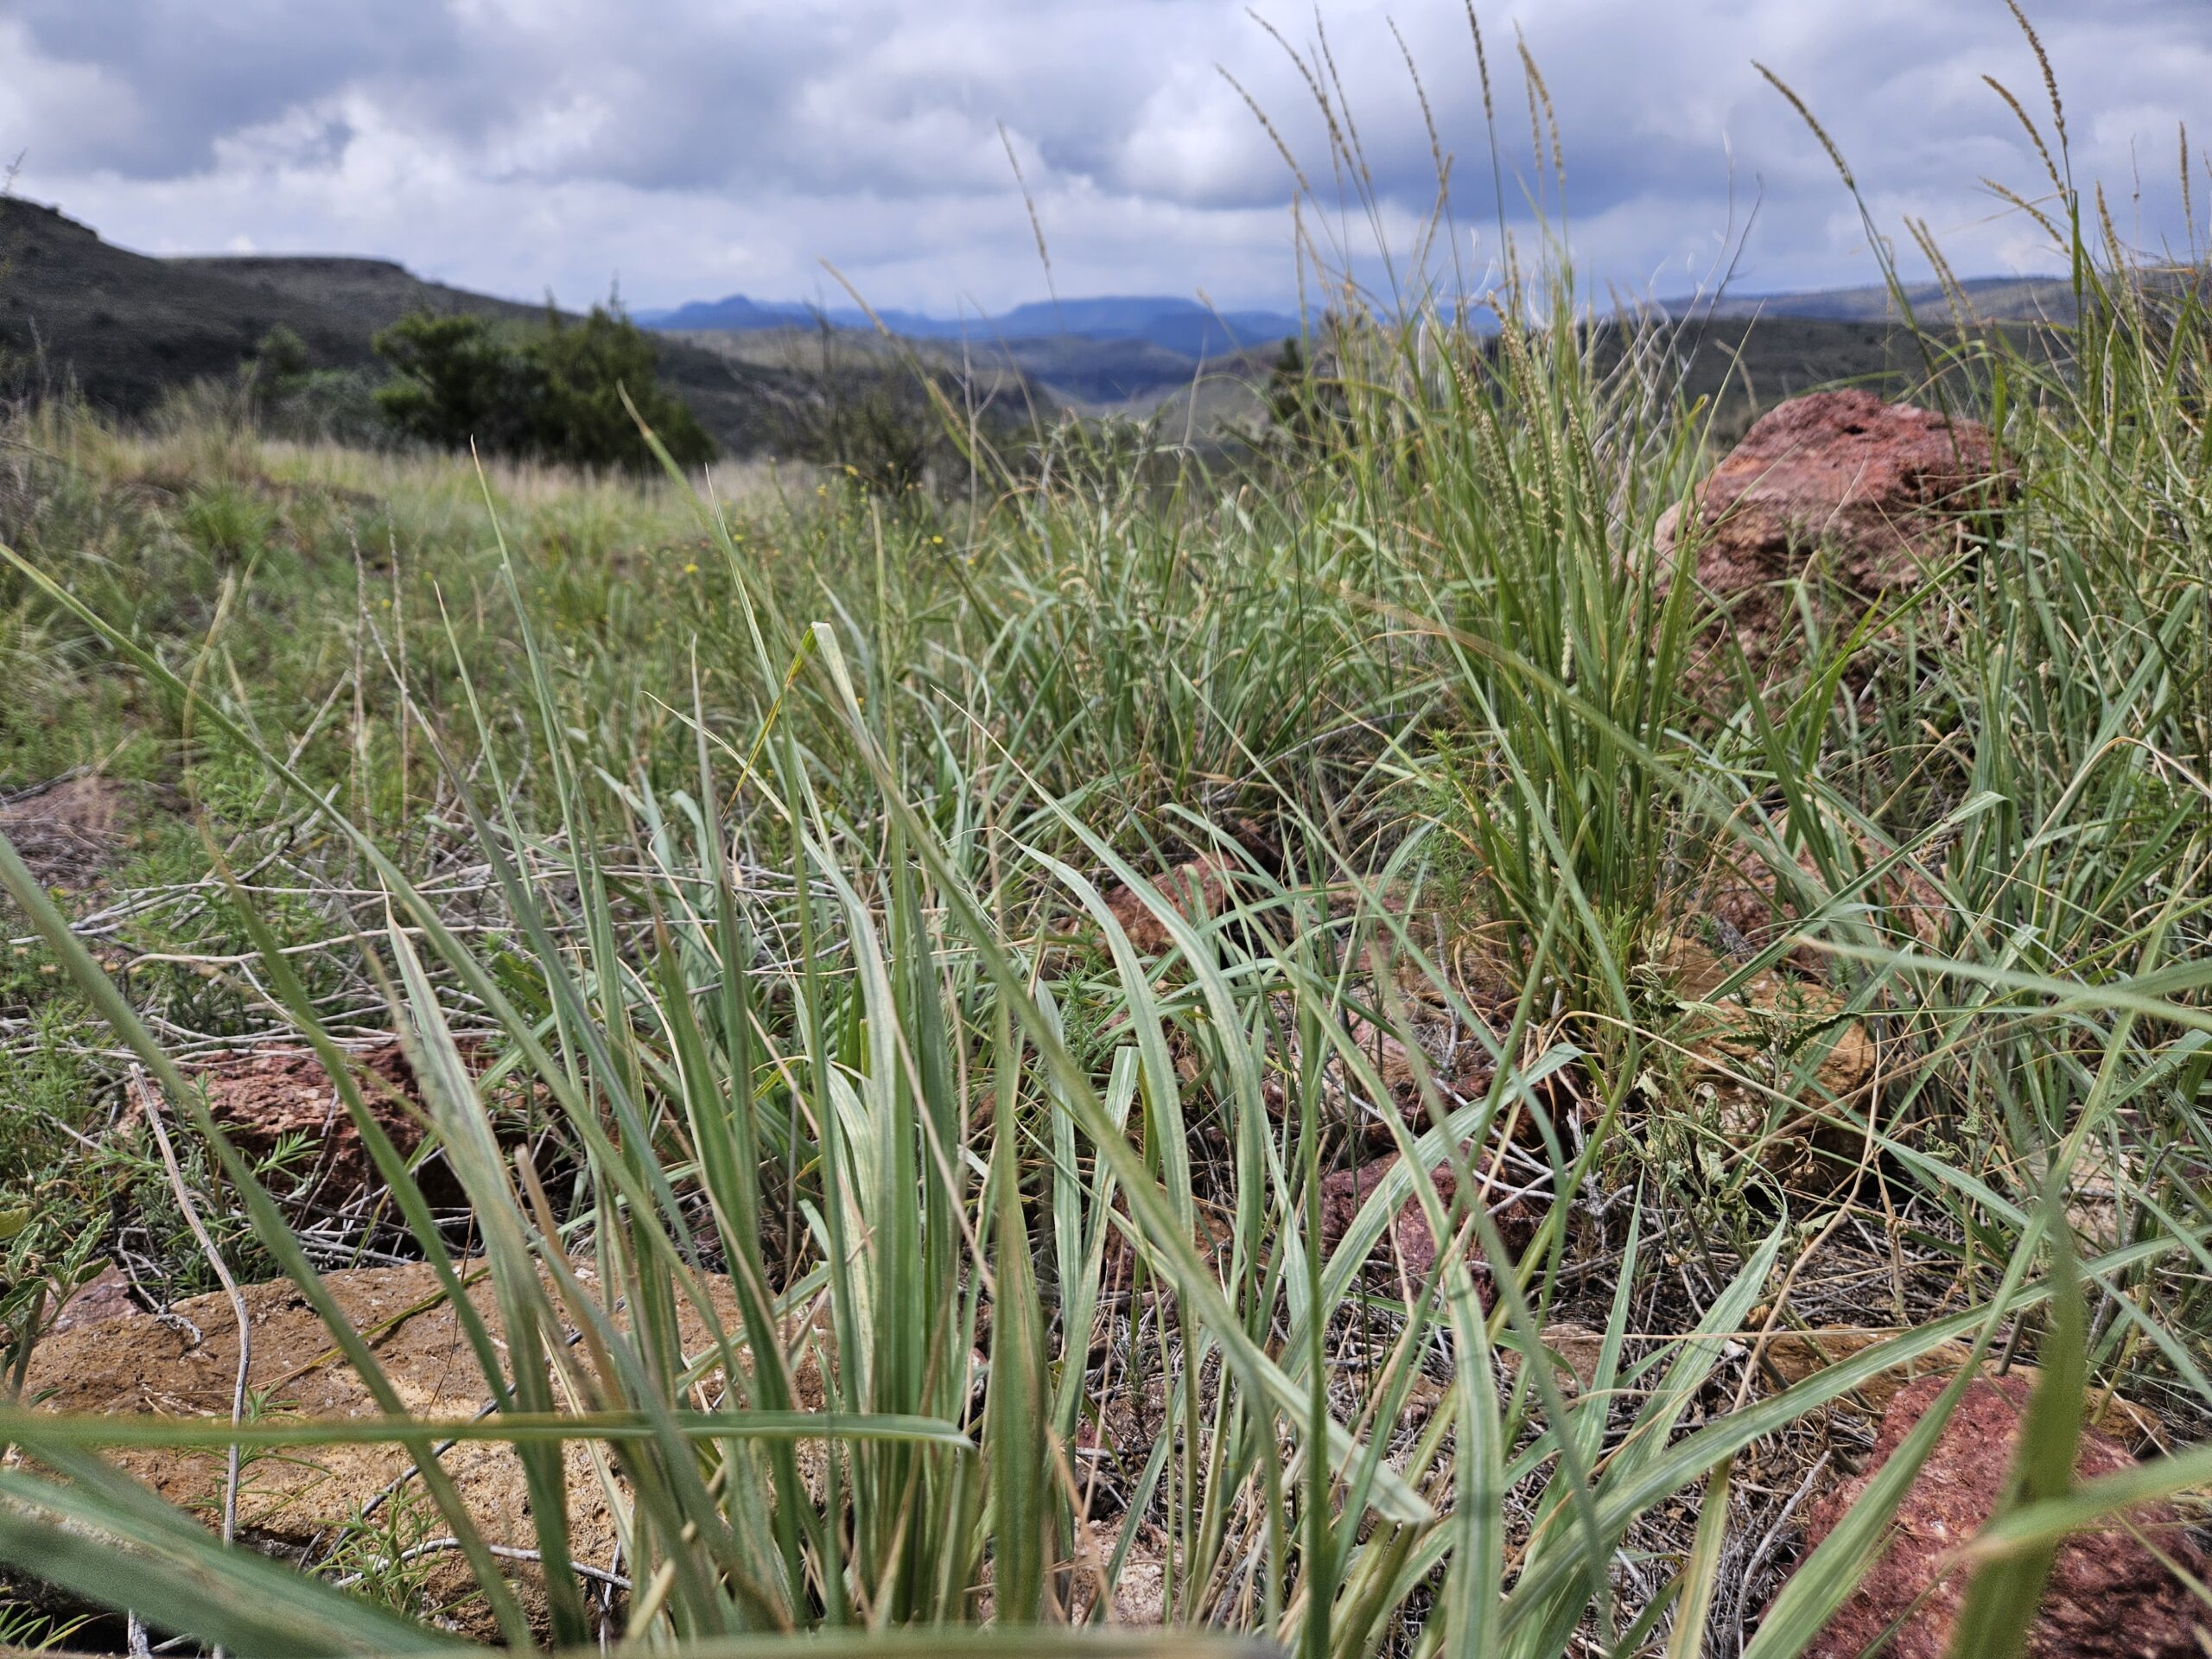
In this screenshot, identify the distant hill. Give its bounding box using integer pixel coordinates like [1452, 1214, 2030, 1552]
[0, 199, 386, 414]
[167, 253, 556, 333]
[3, 194, 2088, 454]
[640, 277, 2080, 418]
[1660, 275, 2079, 324]
[0, 198, 1031, 458]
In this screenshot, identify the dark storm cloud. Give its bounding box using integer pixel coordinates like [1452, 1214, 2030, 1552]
[2, 0, 2203, 311]
[5, 0, 466, 175]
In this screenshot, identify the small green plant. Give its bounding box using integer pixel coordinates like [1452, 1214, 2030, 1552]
[0, 1600, 91, 1653]
[180, 479, 279, 561]
[315, 1481, 454, 1624]
[249, 324, 312, 391]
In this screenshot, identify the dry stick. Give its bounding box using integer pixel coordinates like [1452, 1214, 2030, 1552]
[262, 1263, 493, 1394]
[135, 1069, 252, 1553]
[330, 1536, 632, 1593]
[133, 1068, 251, 1659]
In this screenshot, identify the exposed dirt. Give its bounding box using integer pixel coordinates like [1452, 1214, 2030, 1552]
[1780, 1372, 2209, 1659]
[0, 774, 137, 891]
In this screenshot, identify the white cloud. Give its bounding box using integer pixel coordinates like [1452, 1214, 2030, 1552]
[3, 1, 2202, 312]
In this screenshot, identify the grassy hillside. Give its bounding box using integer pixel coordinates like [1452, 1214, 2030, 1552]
[165, 253, 559, 333]
[0, 199, 385, 412]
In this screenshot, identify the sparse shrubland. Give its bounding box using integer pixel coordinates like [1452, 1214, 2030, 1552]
[0, 21, 2208, 1659]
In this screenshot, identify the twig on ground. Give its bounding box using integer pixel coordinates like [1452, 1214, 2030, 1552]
[132, 1069, 251, 1554]
[328, 1536, 632, 1593]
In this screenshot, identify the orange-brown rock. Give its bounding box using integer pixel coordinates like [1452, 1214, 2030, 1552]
[1330, 1013, 1497, 1147]
[1097, 855, 1240, 954]
[196, 1042, 433, 1203]
[1660, 938, 1879, 1180]
[1656, 390, 2010, 678]
[1783, 1373, 2208, 1659]
[1698, 807, 1951, 975]
[15, 1261, 781, 1640]
[1757, 1331, 2162, 1444]
[193, 1039, 531, 1210]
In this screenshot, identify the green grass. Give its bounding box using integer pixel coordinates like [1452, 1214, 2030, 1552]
[0, 28, 2209, 1659]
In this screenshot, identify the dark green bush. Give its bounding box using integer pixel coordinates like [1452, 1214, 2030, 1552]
[373, 305, 713, 471]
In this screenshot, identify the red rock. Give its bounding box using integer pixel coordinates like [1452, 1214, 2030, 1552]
[193, 1039, 526, 1210]
[1656, 390, 2010, 676]
[196, 1041, 432, 1203]
[1780, 1373, 2208, 1659]
[1098, 855, 1237, 954]
[1314, 1151, 1534, 1292]
[48, 1263, 138, 1333]
[1090, 822, 1285, 956]
[1333, 1014, 1496, 1147]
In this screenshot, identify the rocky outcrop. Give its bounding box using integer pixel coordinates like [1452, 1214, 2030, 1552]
[1656, 390, 2010, 679]
[190, 1039, 543, 1212]
[1782, 1373, 2208, 1659]
[197, 1043, 442, 1205]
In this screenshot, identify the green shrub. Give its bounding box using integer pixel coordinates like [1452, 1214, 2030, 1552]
[374, 304, 712, 472]
[527, 305, 714, 471]
[372, 313, 535, 455]
[247, 324, 311, 391]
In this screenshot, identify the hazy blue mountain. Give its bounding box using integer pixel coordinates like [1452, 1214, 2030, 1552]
[977, 297, 1304, 356]
[638, 294, 946, 334]
[639, 291, 1304, 359]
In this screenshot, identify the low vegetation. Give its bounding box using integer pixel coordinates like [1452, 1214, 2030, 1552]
[0, 28, 2207, 1659]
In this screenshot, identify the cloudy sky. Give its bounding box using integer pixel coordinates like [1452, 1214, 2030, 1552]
[2, 1, 2203, 316]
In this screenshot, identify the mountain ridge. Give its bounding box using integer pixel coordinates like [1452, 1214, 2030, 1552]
[1656, 274, 2079, 323]
[639, 292, 1306, 361]
[0, 197, 1048, 456]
